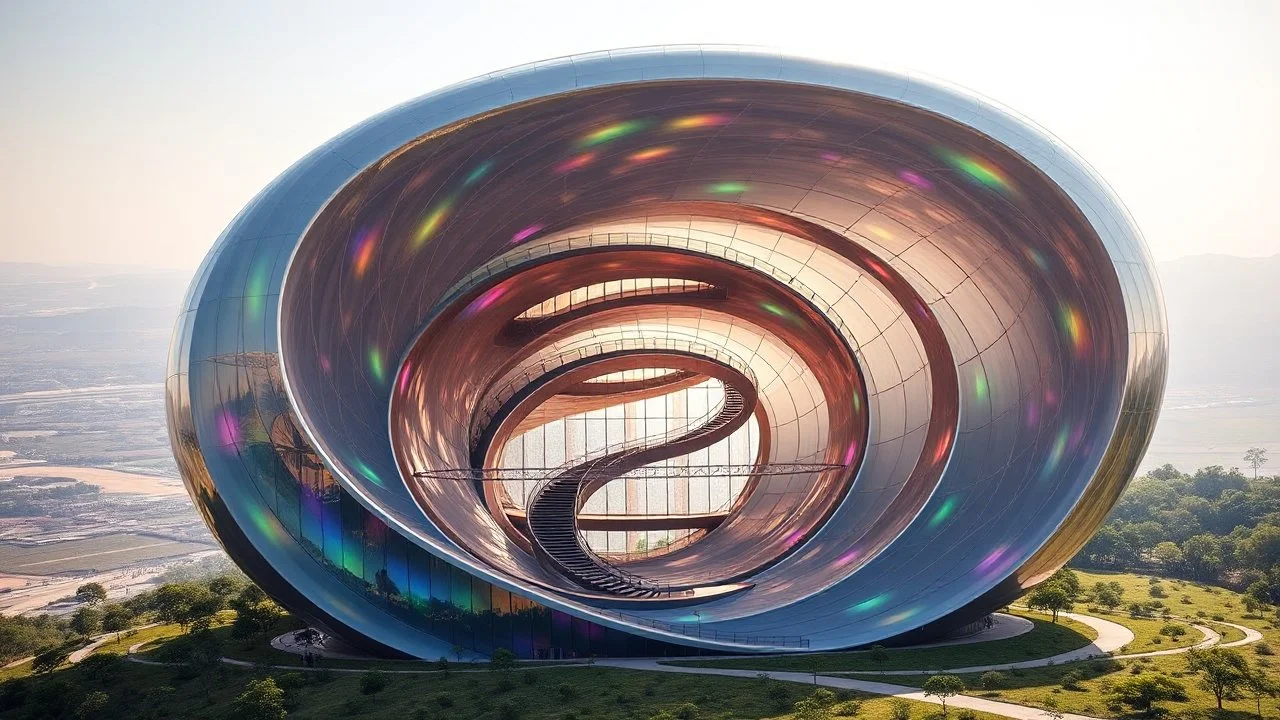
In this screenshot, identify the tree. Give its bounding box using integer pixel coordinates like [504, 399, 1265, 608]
[1048, 568, 1082, 601]
[1246, 667, 1278, 719]
[1188, 646, 1253, 709]
[867, 644, 890, 671]
[1247, 580, 1273, 609]
[1160, 623, 1187, 639]
[74, 583, 107, 606]
[31, 645, 70, 674]
[232, 677, 286, 720]
[1027, 584, 1073, 622]
[1151, 541, 1185, 570]
[1108, 674, 1188, 712]
[230, 585, 283, 639]
[923, 675, 965, 715]
[1092, 581, 1124, 611]
[360, 669, 389, 695]
[100, 604, 133, 640]
[69, 606, 102, 637]
[1245, 448, 1269, 480]
[490, 647, 516, 671]
[149, 582, 222, 630]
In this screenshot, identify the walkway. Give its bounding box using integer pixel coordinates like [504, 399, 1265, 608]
[599, 658, 1105, 720]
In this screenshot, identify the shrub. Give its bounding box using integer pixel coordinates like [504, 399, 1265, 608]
[435, 693, 454, 708]
[491, 647, 517, 671]
[1060, 670, 1086, 690]
[890, 697, 912, 720]
[1256, 642, 1274, 656]
[360, 670, 389, 696]
[1160, 623, 1187, 638]
[1196, 611, 1207, 617]
[556, 684, 577, 700]
[956, 710, 977, 720]
[1212, 614, 1225, 621]
[673, 702, 700, 720]
[1181, 595, 1193, 604]
[834, 699, 863, 716]
[522, 670, 537, 684]
[768, 684, 792, 708]
[497, 701, 521, 720]
[496, 676, 516, 693]
[979, 671, 1006, 690]
[1149, 585, 1167, 598]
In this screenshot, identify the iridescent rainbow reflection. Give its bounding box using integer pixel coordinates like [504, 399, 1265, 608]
[579, 119, 649, 148]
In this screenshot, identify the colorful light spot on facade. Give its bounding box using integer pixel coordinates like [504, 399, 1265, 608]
[247, 506, 287, 545]
[931, 427, 953, 465]
[556, 152, 596, 174]
[466, 285, 508, 317]
[707, 181, 748, 194]
[319, 354, 331, 373]
[849, 593, 890, 614]
[352, 458, 384, 487]
[761, 301, 787, 317]
[929, 495, 959, 528]
[350, 225, 381, 279]
[398, 362, 413, 393]
[977, 546, 1008, 574]
[414, 200, 452, 247]
[627, 146, 675, 163]
[463, 159, 495, 187]
[215, 409, 240, 447]
[667, 114, 732, 130]
[843, 441, 859, 465]
[579, 119, 649, 147]
[368, 347, 386, 385]
[881, 608, 918, 625]
[1024, 246, 1050, 272]
[1039, 426, 1069, 480]
[974, 368, 989, 402]
[898, 169, 934, 190]
[937, 148, 1013, 194]
[865, 225, 893, 241]
[1058, 302, 1089, 355]
[821, 151, 842, 162]
[511, 224, 544, 244]
[836, 548, 861, 566]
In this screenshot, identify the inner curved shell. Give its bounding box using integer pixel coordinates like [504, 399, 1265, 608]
[281, 78, 1127, 618]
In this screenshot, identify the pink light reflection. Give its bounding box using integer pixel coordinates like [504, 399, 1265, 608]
[511, 224, 544, 244]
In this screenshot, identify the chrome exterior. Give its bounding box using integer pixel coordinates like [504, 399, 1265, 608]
[166, 46, 1166, 658]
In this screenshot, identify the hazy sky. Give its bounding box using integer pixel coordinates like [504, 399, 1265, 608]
[1, 0, 1276, 270]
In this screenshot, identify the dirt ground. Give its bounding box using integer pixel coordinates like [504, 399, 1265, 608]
[0, 465, 186, 496]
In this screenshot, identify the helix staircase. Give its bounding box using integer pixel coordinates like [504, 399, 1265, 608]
[525, 383, 751, 597]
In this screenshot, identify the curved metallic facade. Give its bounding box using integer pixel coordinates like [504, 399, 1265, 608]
[166, 46, 1167, 659]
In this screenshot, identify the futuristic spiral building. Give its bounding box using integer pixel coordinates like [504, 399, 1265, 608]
[166, 47, 1167, 659]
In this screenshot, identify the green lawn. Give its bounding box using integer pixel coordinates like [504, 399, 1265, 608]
[838, 571, 1280, 720]
[670, 612, 1097, 673]
[0, 648, 1010, 720]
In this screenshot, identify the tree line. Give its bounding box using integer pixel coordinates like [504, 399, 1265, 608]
[1074, 460, 1280, 601]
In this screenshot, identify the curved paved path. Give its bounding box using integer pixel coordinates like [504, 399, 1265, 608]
[600, 658, 1104, 720]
